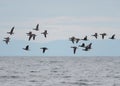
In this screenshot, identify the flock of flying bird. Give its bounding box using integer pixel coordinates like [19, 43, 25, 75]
[70, 32, 116, 54]
[3, 24, 48, 53]
[3, 24, 116, 54]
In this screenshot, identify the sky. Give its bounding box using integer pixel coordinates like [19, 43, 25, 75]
[0, 0, 120, 56]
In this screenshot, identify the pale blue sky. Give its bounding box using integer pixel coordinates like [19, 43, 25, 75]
[0, 0, 120, 56]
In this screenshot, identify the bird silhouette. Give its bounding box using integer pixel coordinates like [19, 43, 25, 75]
[69, 36, 76, 44]
[81, 36, 88, 41]
[83, 46, 89, 51]
[71, 46, 78, 54]
[7, 27, 14, 35]
[3, 37, 10, 44]
[23, 45, 29, 51]
[27, 33, 37, 41]
[79, 43, 85, 47]
[92, 33, 98, 39]
[26, 31, 32, 36]
[41, 30, 48, 38]
[40, 47, 48, 53]
[32, 34, 37, 40]
[33, 24, 39, 31]
[83, 43, 92, 51]
[86, 43, 92, 49]
[109, 34, 115, 39]
[100, 33, 107, 39]
[75, 38, 80, 43]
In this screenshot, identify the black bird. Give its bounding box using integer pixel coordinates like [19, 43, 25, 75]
[28, 34, 33, 41]
[32, 34, 37, 40]
[71, 46, 78, 54]
[83, 46, 89, 51]
[3, 37, 10, 44]
[69, 36, 76, 44]
[83, 43, 92, 51]
[7, 27, 14, 35]
[26, 31, 32, 36]
[33, 24, 39, 31]
[40, 47, 48, 53]
[109, 34, 115, 39]
[100, 33, 107, 39]
[86, 43, 92, 49]
[41, 30, 48, 38]
[79, 43, 85, 47]
[92, 33, 98, 39]
[75, 38, 80, 43]
[81, 36, 88, 41]
[28, 33, 37, 41]
[23, 45, 29, 51]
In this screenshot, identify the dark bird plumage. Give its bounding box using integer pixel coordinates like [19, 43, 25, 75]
[23, 45, 29, 51]
[100, 33, 107, 39]
[40, 47, 48, 53]
[7, 27, 14, 35]
[86, 43, 92, 49]
[3, 37, 10, 44]
[109, 34, 115, 39]
[92, 33, 98, 39]
[71, 46, 78, 54]
[75, 38, 80, 43]
[82, 43, 92, 51]
[79, 43, 85, 47]
[26, 31, 32, 36]
[41, 30, 48, 38]
[81, 36, 88, 41]
[33, 24, 39, 31]
[69, 36, 76, 44]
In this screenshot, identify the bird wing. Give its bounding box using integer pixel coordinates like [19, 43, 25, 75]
[29, 35, 33, 41]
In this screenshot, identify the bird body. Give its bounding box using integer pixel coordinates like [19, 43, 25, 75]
[7, 27, 14, 35]
[81, 36, 88, 41]
[33, 24, 39, 31]
[41, 30, 48, 38]
[109, 34, 115, 39]
[100, 33, 107, 39]
[75, 38, 80, 43]
[3, 37, 10, 44]
[40, 47, 48, 53]
[79, 43, 85, 47]
[82, 43, 92, 51]
[71, 46, 78, 54]
[69, 36, 76, 44]
[23, 45, 29, 51]
[92, 33, 98, 39]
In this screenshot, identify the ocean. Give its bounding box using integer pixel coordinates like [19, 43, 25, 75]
[0, 57, 120, 86]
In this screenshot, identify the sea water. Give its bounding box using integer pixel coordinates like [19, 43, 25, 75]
[0, 57, 120, 86]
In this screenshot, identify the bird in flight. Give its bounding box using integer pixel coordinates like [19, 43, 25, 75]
[33, 24, 39, 31]
[100, 33, 107, 39]
[69, 36, 76, 44]
[79, 43, 85, 47]
[3, 37, 10, 44]
[92, 33, 98, 39]
[41, 30, 48, 38]
[27, 32, 37, 41]
[82, 43, 92, 51]
[109, 34, 115, 39]
[26, 31, 32, 36]
[40, 47, 48, 53]
[23, 45, 29, 51]
[75, 38, 80, 43]
[7, 27, 15, 35]
[81, 36, 88, 41]
[71, 46, 78, 54]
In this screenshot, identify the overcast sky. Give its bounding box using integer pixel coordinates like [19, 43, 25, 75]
[0, 0, 120, 56]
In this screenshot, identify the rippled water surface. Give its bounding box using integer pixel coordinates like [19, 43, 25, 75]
[0, 57, 120, 86]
